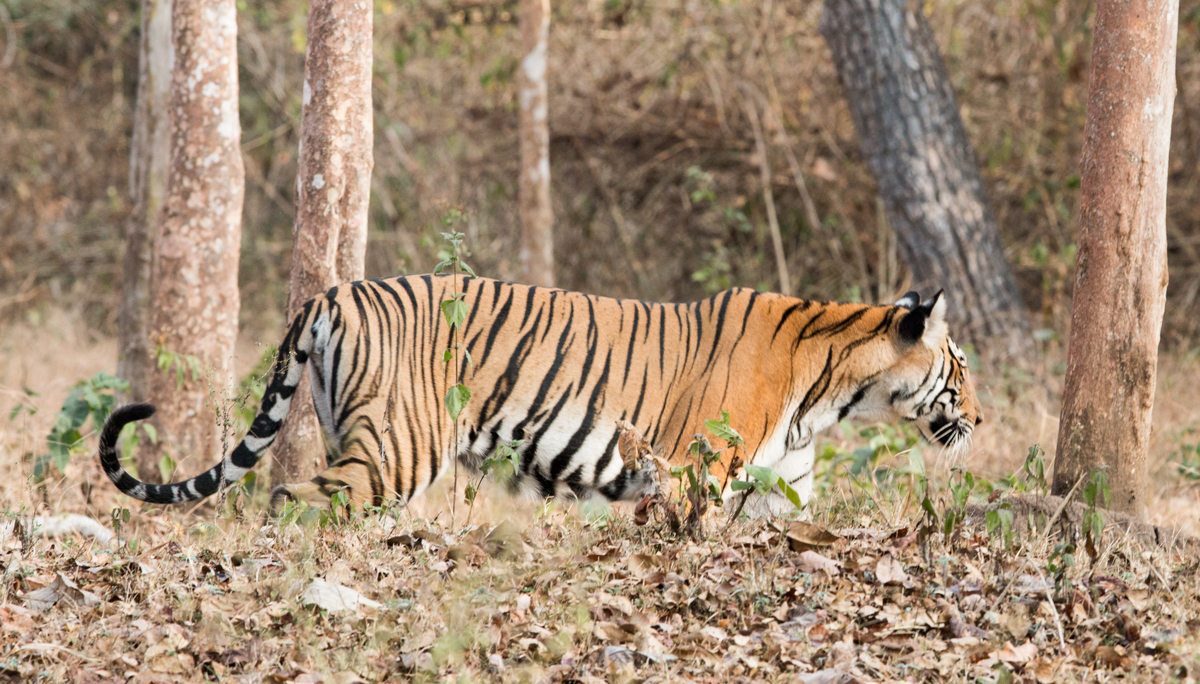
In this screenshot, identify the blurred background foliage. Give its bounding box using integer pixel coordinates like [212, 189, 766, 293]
[2, 0, 1200, 347]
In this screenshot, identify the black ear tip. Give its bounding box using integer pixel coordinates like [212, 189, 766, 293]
[895, 290, 921, 309]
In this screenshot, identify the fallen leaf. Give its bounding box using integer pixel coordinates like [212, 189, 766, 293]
[797, 550, 841, 576]
[995, 640, 1038, 664]
[796, 669, 862, 684]
[21, 572, 101, 612]
[0, 604, 36, 633]
[1126, 589, 1150, 611]
[1094, 645, 1132, 670]
[786, 521, 841, 552]
[629, 553, 665, 577]
[1013, 574, 1051, 596]
[616, 422, 653, 469]
[874, 555, 908, 585]
[699, 625, 728, 643]
[300, 578, 382, 614]
[593, 621, 634, 643]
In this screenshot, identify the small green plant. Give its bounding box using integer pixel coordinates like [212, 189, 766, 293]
[659, 411, 746, 536]
[1081, 470, 1110, 560]
[985, 503, 1015, 552]
[465, 439, 522, 525]
[234, 346, 277, 430]
[154, 345, 202, 390]
[684, 166, 716, 204]
[110, 507, 130, 548]
[35, 372, 129, 485]
[728, 464, 803, 520]
[7, 386, 38, 421]
[327, 489, 353, 524]
[940, 466, 976, 542]
[433, 215, 476, 524]
[691, 242, 733, 294]
[1021, 444, 1048, 495]
[1172, 429, 1200, 480]
[1047, 541, 1076, 593]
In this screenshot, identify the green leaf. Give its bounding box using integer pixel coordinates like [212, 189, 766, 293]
[444, 384, 471, 421]
[158, 453, 176, 483]
[141, 423, 158, 444]
[682, 464, 698, 488]
[704, 410, 744, 447]
[52, 444, 71, 473]
[985, 510, 1001, 538]
[743, 464, 780, 489]
[33, 453, 52, 483]
[730, 479, 754, 492]
[777, 480, 803, 509]
[441, 297, 469, 330]
[921, 496, 938, 521]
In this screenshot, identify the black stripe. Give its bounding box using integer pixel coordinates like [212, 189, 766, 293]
[622, 304, 640, 388]
[550, 350, 613, 479]
[771, 300, 812, 342]
[702, 289, 734, 373]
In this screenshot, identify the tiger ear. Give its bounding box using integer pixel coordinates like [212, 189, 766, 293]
[894, 291, 921, 310]
[898, 290, 948, 346]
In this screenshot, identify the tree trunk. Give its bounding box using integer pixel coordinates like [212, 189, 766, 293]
[271, 0, 373, 485]
[518, 0, 554, 287]
[820, 0, 1033, 361]
[119, 0, 172, 446]
[143, 0, 244, 481]
[1052, 0, 1177, 519]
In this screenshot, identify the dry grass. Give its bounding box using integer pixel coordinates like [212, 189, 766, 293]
[3, 311, 1200, 682]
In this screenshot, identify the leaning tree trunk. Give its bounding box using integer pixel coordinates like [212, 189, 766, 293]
[820, 0, 1033, 360]
[271, 0, 372, 486]
[1052, 0, 1177, 519]
[118, 0, 172, 434]
[143, 0, 244, 481]
[518, 0, 554, 287]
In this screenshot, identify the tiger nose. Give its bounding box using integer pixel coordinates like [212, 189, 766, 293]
[975, 415, 983, 426]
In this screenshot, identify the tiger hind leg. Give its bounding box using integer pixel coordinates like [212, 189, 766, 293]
[268, 442, 390, 514]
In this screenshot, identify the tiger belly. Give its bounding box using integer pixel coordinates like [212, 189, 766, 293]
[453, 405, 658, 503]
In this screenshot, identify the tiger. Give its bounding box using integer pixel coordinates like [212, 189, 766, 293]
[98, 275, 982, 516]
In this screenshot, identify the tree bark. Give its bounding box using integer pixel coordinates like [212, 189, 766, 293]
[271, 0, 373, 485]
[518, 0, 554, 287]
[119, 0, 172, 449]
[1052, 0, 1177, 519]
[143, 0, 243, 479]
[820, 0, 1033, 360]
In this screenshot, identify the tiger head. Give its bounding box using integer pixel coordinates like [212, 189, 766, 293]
[867, 290, 983, 450]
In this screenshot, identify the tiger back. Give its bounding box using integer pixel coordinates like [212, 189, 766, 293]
[98, 275, 982, 515]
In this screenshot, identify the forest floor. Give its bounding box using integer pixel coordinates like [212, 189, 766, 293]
[1, 312, 1200, 682]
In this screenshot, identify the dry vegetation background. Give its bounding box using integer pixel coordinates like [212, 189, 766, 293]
[4, 0, 1200, 681]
